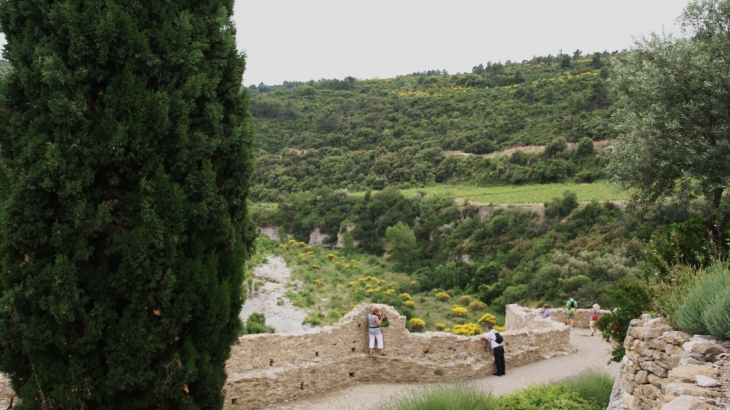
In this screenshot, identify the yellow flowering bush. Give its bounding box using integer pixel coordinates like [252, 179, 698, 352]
[477, 313, 498, 325]
[366, 287, 381, 295]
[399, 293, 411, 301]
[348, 282, 356, 287]
[327, 253, 336, 261]
[314, 279, 324, 286]
[343, 264, 351, 269]
[310, 264, 320, 270]
[384, 289, 395, 296]
[452, 323, 482, 336]
[469, 301, 488, 311]
[404, 300, 415, 309]
[409, 318, 426, 332]
[451, 306, 468, 317]
[436, 292, 451, 302]
[434, 322, 447, 331]
[459, 295, 471, 306]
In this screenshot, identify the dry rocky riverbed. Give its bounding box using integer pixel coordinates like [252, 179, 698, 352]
[240, 256, 308, 333]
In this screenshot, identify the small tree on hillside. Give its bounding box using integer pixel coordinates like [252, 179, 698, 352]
[0, 0, 254, 408]
[385, 222, 418, 270]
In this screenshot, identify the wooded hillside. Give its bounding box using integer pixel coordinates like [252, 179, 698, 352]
[249, 51, 616, 201]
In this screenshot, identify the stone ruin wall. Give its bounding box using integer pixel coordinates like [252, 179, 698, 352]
[223, 304, 572, 409]
[611, 317, 728, 410]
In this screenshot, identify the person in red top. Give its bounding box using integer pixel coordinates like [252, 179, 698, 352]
[589, 304, 601, 336]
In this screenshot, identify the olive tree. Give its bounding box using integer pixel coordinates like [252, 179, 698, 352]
[608, 0, 730, 241]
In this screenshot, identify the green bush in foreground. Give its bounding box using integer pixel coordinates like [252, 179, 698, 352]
[499, 384, 599, 410]
[556, 369, 615, 409]
[373, 384, 498, 410]
[674, 262, 730, 338]
[372, 370, 614, 410]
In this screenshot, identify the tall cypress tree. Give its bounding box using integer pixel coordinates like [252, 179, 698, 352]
[0, 0, 254, 408]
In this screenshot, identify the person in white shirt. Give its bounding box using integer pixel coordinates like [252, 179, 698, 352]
[480, 323, 505, 376]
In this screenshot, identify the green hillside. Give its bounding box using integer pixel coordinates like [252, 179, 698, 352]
[249, 52, 615, 201]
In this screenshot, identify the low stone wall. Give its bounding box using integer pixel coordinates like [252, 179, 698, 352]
[613, 317, 728, 410]
[549, 308, 610, 328]
[223, 304, 572, 409]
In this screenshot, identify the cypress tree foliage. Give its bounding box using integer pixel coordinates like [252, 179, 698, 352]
[0, 0, 254, 408]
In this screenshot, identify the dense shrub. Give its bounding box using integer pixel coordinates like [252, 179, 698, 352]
[499, 384, 600, 410]
[459, 295, 472, 306]
[451, 306, 468, 317]
[478, 313, 498, 325]
[672, 262, 730, 338]
[373, 384, 498, 410]
[469, 301, 488, 311]
[436, 292, 451, 301]
[409, 318, 426, 332]
[556, 369, 615, 409]
[597, 276, 654, 362]
[452, 323, 483, 336]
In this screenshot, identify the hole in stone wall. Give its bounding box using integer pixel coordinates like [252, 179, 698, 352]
[269, 359, 274, 366]
[300, 381, 304, 390]
[231, 398, 238, 405]
[349, 372, 355, 377]
[357, 323, 361, 328]
[315, 351, 319, 357]
[351, 347, 356, 352]
[423, 349, 429, 354]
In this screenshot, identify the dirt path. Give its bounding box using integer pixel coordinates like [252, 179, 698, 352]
[267, 328, 619, 410]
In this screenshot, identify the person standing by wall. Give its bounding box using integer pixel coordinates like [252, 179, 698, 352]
[368, 307, 386, 355]
[540, 304, 551, 319]
[589, 304, 601, 336]
[564, 296, 577, 329]
[480, 323, 505, 376]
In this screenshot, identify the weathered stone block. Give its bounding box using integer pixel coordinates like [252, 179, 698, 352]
[665, 383, 720, 398]
[670, 353, 705, 369]
[641, 383, 659, 400]
[648, 373, 668, 390]
[663, 331, 693, 345]
[635, 370, 649, 384]
[667, 364, 716, 383]
[695, 375, 718, 388]
[690, 341, 727, 356]
[632, 326, 672, 340]
[660, 395, 710, 410]
[640, 361, 668, 377]
[664, 344, 684, 355]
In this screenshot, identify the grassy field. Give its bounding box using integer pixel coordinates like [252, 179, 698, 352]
[251, 238, 504, 334]
[353, 181, 630, 205]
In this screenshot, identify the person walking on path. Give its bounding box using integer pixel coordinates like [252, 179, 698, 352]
[589, 304, 601, 336]
[480, 323, 505, 376]
[540, 304, 551, 319]
[565, 296, 577, 329]
[368, 307, 385, 356]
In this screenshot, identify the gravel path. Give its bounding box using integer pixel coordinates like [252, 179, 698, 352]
[268, 328, 619, 410]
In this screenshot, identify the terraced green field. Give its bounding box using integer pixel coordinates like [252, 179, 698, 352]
[355, 182, 630, 205]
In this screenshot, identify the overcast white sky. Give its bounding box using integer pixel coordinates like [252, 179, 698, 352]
[234, 0, 690, 86]
[0, 0, 691, 86]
